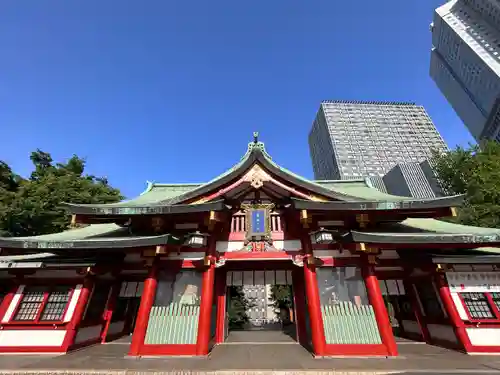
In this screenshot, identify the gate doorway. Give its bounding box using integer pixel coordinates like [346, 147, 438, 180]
[223, 268, 299, 344]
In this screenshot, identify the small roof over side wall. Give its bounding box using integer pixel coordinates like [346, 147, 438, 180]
[0, 223, 180, 249]
[346, 218, 500, 245]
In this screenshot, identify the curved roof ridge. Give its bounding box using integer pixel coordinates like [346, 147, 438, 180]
[313, 179, 367, 183]
[151, 182, 204, 187]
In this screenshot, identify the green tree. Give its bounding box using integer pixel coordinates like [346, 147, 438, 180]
[269, 285, 293, 321]
[431, 140, 500, 228]
[227, 286, 254, 330]
[0, 150, 123, 237]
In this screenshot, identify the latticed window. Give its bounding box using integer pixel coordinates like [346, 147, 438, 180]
[13, 286, 72, 322]
[460, 292, 495, 319]
[40, 286, 72, 321]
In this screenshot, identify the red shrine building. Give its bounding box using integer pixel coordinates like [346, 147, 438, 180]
[1, 135, 500, 357]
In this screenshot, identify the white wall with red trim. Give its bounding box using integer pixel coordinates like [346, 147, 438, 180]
[447, 269, 500, 353]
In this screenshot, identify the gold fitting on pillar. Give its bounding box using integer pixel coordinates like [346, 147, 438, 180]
[356, 242, 367, 252]
[300, 210, 312, 228]
[70, 214, 77, 228]
[155, 245, 168, 255]
[206, 210, 219, 231]
[436, 263, 446, 273]
[151, 217, 164, 233]
[356, 214, 370, 228]
[450, 207, 458, 217]
[204, 255, 214, 266]
[367, 254, 378, 265]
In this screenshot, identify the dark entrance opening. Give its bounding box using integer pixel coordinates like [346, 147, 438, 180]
[223, 263, 301, 344]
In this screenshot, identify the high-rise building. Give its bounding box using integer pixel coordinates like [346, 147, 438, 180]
[430, 0, 500, 141]
[308, 100, 448, 180]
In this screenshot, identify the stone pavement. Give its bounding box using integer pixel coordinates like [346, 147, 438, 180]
[1, 334, 500, 374]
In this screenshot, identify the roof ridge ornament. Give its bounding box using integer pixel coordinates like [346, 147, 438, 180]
[247, 131, 266, 154]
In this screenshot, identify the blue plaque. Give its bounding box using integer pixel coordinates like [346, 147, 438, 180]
[251, 209, 265, 234]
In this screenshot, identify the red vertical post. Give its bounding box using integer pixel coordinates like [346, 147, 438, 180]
[196, 237, 217, 355]
[292, 268, 307, 347]
[214, 269, 227, 344]
[63, 276, 94, 351]
[361, 256, 398, 356]
[129, 260, 159, 356]
[101, 282, 120, 343]
[434, 273, 470, 351]
[301, 234, 326, 356]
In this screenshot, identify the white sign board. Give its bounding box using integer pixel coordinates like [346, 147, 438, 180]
[447, 272, 500, 293]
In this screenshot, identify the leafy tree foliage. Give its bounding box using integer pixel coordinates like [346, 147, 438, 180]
[431, 140, 500, 228]
[227, 286, 254, 330]
[0, 149, 123, 237]
[269, 285, 293, 323]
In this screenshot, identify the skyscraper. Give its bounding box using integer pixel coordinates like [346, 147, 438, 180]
[308, 100, 448, 180]
[430, 0, 500, 141]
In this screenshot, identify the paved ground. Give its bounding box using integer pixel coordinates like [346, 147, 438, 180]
[1, 331, 500, 374]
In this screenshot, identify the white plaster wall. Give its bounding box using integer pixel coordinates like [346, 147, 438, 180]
[216, 241, 245, 252]
[63, 285, 82, 322]
[402, 320, 421, 335]
[1, 285, 24, 323]
[466, 328, 500, 346]
[274, 240, 300, 251]
[74, 325, 102, 344]
[427, 324, 458, 343]
[0, 330, 66, 347]
[107, 321, 126, 336]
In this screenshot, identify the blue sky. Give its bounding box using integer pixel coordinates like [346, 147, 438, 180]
[0, 1, 474, 198]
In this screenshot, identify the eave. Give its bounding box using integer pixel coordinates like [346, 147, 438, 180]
[346, 231, 500, 245]
[63, 199, 227, 216]
[291, 195, 465, 212]
[0, 233, 178, 250]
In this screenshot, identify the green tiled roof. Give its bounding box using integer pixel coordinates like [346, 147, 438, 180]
[12, 223, 125, 241]
[63, 137, 463, 213]
[0, 223, 179, 249]
[400, 218, 500, 235]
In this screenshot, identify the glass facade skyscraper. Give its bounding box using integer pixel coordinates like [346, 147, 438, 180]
[308, 100, 448, 180]
[430, 0, 500, 141]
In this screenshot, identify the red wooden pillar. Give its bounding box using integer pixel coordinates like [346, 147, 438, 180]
[63, 276, 94, 350]
[292, 267, 307, 347]
[361, 256, 398, 356]
[196, 238, 217, 355]
[129, 260, 159, 356]
[214, 269, 227, 344]
[301, 235, 326, 356]
[101, 281, 120, 343]
[434, 272, 470, 351]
